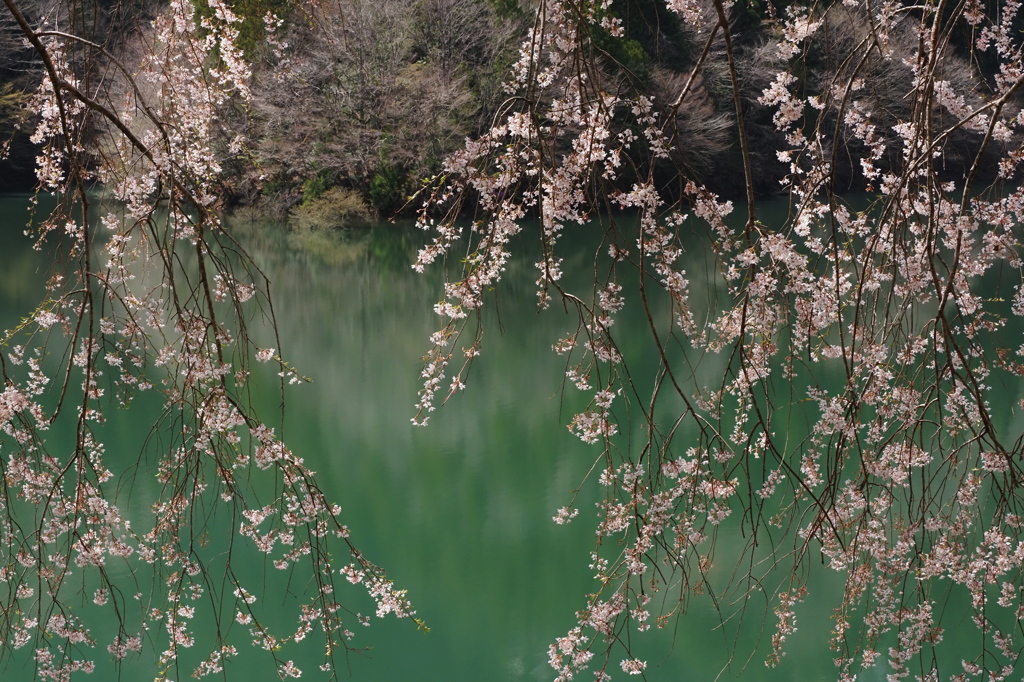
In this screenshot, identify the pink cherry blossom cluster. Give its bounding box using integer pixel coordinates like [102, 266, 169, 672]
[3, 0, 408, 678]
[414, 0, 1024, 678]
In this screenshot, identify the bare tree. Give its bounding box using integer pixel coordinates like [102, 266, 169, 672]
[250, 0, 523, 212]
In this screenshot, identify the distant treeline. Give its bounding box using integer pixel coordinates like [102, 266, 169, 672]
[1, 0, 1010, 219]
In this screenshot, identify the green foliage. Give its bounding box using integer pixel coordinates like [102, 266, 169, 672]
[191, 0, 291, 57]
[302, 172, 331, 204]
[600, 35, 652, 82]
[288, 187, 373, 231]
[591, 0, 692, 83]
[260, 173, 286, 197]
[0, 83, 28, 136]
[486, 0, 524, 20]
[731, 0, 766, 32]
[368, 164, 407, 215]
[0, 84, 33, 188]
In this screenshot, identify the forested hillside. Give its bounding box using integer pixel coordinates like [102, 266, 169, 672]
[3, 0, 1005, 217]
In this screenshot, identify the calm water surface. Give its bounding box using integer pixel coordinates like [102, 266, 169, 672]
[2, 194, 1019, 681]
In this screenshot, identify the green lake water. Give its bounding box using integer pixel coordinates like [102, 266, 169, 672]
[1, 194, 1022, 681]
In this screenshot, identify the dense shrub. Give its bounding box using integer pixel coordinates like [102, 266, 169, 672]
[288, 186, 373, 231]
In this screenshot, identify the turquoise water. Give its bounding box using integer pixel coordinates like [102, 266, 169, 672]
[1, 194, 1018, 681]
